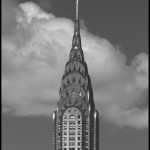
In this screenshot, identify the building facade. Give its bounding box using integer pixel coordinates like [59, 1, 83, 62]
[52, 1, 99, 150]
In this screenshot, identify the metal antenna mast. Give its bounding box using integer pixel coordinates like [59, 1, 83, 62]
[76, 0, 79, 21]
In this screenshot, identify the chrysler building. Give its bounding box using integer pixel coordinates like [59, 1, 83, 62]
[52, 0, 99, 150]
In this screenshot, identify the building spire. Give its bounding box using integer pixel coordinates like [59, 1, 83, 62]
[70, 0, 84, 60]
[76, 0, 79, 21]
[72, 0, 81, 49]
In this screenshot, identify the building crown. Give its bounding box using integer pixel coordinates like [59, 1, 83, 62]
[58, 0, 95, 110]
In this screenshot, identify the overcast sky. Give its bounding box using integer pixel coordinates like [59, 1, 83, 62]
[2, 0, 148, 150]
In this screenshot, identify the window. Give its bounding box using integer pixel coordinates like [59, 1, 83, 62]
[70, 132, 75, 135]
[64, 142, 67, 146]
[64, 121, 67, 124]
[63, 137, 67, 141]
[63, 126, 67, 130]
[69, 137, 75, 141]
[69, 142, 75, 146]
[70, 115, 75, 119]
[78, 126, 81, 130]
[78, 121, 80, 124]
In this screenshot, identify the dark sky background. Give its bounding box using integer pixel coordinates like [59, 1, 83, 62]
[52, 0, 148, 61]
[2, 0, 148, 150]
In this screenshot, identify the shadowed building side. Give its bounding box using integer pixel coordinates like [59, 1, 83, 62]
[52, 0, 99, 150]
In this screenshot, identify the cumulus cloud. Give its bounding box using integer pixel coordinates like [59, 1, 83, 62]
[2, 1, 149, 129]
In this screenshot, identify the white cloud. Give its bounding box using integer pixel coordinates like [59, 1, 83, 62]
[104, 105, 148, 129]
[2, 2, 149, 129]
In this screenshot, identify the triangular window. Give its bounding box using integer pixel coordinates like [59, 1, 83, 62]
[72, 76, 76, 82]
